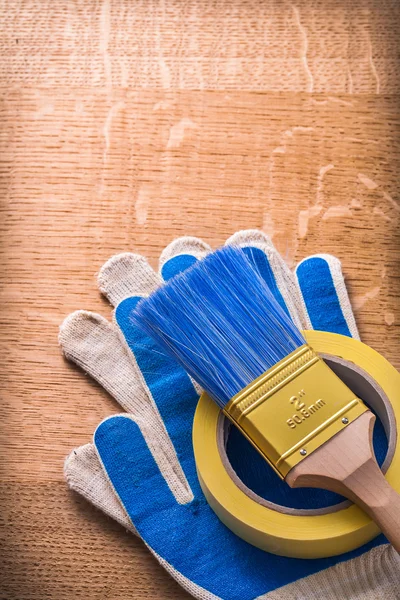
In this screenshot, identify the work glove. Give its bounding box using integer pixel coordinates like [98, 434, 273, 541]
[60, 230, 399, 599]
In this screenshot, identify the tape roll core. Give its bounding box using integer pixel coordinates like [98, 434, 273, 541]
[193, 332, 400, 558]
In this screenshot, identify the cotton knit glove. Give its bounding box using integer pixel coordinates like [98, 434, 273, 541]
[60, 230, 400, 600]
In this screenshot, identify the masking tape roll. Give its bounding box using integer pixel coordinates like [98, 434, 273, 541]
[193, 331, 400, 559]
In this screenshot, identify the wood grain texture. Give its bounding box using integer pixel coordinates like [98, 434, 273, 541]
[287, 412, 400, 552]
[0, 1, 399, 598]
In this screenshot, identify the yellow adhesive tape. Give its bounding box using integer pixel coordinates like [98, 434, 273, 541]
[193, 332, 400, 559]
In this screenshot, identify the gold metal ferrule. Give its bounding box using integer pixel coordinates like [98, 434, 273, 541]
[223, 344, 368, 478]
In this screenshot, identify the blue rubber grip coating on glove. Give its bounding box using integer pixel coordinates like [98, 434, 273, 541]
[95, 416, 386, 600]
[296, 257, 351, 336]
[161, 254, 198, 282]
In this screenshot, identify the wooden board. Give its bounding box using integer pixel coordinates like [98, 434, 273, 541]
[0, 1, 399, 598]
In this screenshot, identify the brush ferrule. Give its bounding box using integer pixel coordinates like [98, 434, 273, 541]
[223, 344, 368, 478]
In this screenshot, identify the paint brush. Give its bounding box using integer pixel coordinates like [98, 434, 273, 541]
[133, 245, 400, 550]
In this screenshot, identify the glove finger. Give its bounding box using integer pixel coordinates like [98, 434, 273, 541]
[159, 236, 212, 281]
[225, 230, 311, 330]
[115, 296, 201, 494]
[98, 247, 204, 493]
[60, 311, 192, 501]
[159, 236, 213, 394]
[64, 445, 218, 600]
[98, 252, 162, 307]
[59, 310, 154, 416]
[295, 254, 360, 339]
[95, 415, 195, 515]
[93, 415, 275, 600]
[64, 442, 136, 533]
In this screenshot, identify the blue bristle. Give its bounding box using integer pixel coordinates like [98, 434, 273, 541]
[133, 246, 305, 408]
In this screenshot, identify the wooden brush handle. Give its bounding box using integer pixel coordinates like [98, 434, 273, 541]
[286, 411, 400, 552]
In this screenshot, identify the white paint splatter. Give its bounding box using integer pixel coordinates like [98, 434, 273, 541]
[35, 102, 55, 117]
[154, 3, 172, 89]
[373, 206, 392, 222]
[347, 66, 354, 94]
[271, 126, 314, 155]
[353, 286, 380, 310]
[99, 100, 125, 196]
[385, 312, 395, 326]
[327, 96, 354, 107]
[167, 118, 197, 149]
[291, 4, 314, 92]
[345, 136, 379, 146]
[262, 213, 275, 239]
[382, 191, 400, 212]
[284, 126, 314, 137]
[153, 100, 170, 111]
[350, 198, 362, 208]
[100, 0, 112, 89]
[270, 126, 314, 206]
[357, 173, 378, 190]
[322, 205, 352, 220]
[103, 101, 124, 153]
[75, 100, 84, 115]
[316, 164, 334, 204]
[159, 60, 172, 89]
[136, 187, 150, 225]
[298, 205, 323, 239]
[311, 98, 328, 106]
[365, 29, 380, 94]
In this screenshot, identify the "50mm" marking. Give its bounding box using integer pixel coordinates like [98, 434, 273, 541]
[286, 390, 326, 429]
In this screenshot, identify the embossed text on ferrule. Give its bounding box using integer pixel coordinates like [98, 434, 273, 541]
[287, 389, 326, 429]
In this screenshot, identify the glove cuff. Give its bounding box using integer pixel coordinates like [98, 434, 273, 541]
[263, 544, 399, 600]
